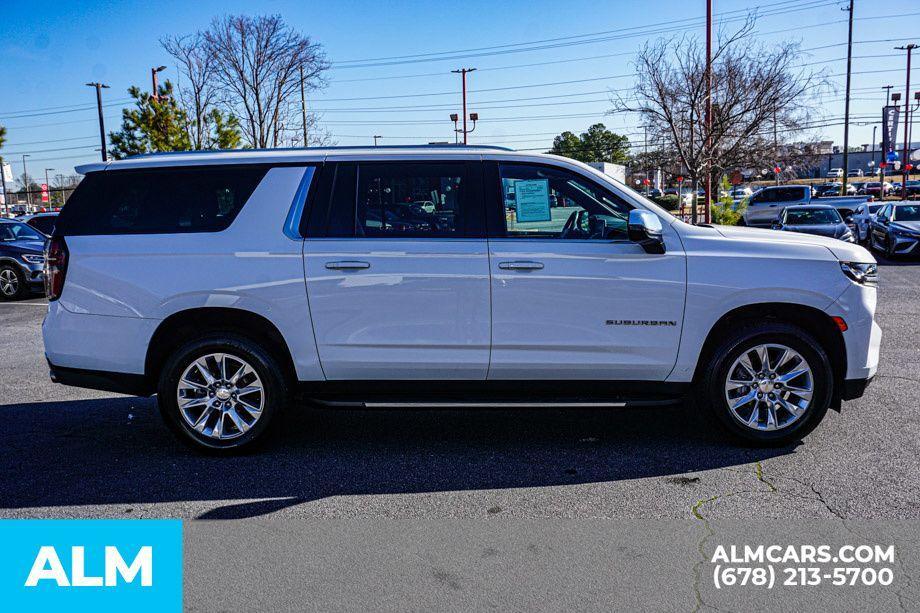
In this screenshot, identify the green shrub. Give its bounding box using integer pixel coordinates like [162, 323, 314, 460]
[651, 195, 680, 211]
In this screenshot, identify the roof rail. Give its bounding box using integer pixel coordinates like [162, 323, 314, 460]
[125, 143, 515, 160]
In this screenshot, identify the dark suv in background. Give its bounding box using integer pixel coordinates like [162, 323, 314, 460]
[0, 219, 46, 300]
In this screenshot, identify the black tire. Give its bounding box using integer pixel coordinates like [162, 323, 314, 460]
[885, 235, 896, 260]
[157, 333, 289, 453]
[0, 264, 27, 301]
[698, 321, 833, 446]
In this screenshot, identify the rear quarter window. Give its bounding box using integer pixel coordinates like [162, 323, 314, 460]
[55, 165, 268, 236]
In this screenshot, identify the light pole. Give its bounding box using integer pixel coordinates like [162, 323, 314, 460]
[44, 168, 53, 209]
[451, 68, 476, 144]
[86, 82, 110, 161]
[895, 44, 917, 199]
[841, 0, 854, 196]
[871, 125, 877, 166]
[22, 154, 31, 208]
[299, 65, 309, 147]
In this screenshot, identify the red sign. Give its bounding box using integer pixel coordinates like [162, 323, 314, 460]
[40, 183, 49, 203]
[677, 175, 684, 183]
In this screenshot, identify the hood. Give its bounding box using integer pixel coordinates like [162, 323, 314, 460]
[891, 220, 920, 233]
[781, 223, 844, 238]
[713, 224, 874, 263]
[2, 239, 45, 254]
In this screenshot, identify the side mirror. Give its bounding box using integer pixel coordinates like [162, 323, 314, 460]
[844, 215, 854, 224]
[627, 209, 665, 254]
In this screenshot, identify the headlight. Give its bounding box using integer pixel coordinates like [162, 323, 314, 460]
[21, 254, 45, 264]
[840, 262, 878, 287]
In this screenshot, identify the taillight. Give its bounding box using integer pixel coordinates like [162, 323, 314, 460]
[44, 236, 68, 301]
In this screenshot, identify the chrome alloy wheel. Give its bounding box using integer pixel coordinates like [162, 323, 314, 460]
[0, 268, 19, 296]
[176, 353, 265, 440]
[723, 343, 814, 432]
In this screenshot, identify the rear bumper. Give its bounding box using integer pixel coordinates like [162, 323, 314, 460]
[48, 361, 152, 396]
[842, 375, 874, 401]
[42, 301, 158, 374]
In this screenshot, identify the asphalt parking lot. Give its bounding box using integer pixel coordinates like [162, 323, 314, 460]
[0, 257, 918, 522]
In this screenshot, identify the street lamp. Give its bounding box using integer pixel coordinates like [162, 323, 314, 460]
[85, 82, 110, 161]
[449, 114, 459, 144]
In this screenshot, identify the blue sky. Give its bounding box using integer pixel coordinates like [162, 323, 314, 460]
[0, 0, 917, 180]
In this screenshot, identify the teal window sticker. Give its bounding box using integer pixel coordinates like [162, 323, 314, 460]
[513, 179, 552, 223]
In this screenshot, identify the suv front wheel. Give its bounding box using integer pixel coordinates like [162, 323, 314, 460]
[157, 334, 288, 452]
[700, 322, 833, 445]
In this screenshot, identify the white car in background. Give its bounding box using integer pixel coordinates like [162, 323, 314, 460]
[851, 202, 883, 243]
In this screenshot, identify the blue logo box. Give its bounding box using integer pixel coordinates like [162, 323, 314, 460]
[0, 519, 182, 612]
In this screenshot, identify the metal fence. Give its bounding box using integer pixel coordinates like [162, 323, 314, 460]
[1, 187, 76, 216]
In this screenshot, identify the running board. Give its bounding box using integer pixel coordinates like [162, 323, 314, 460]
[307, 399, 683, 409]
[364, 401, 627, 408]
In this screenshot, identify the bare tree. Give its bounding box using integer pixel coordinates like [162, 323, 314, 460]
[613, 18, 825, 222]
[162, 32, 218, 150]
[203, 14, 329, 148]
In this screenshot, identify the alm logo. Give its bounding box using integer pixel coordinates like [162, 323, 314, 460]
[0, 520, 181, 613]
[25, 545, 153, 587]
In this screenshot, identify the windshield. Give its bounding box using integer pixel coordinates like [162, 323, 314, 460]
[784, 208, 841, 225]
[893, 205, 920, 222]
[0, 222, 43, 241]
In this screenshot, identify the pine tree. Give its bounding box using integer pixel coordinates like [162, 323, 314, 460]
[108, 82, 191, 159]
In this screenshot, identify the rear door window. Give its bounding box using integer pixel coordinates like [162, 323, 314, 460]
[55, 165, 268, 235]
[322, 161, 484, 238]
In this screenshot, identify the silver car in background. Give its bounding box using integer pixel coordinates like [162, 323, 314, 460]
[851, 202, 882, 243]
[743, 185, 812, 226]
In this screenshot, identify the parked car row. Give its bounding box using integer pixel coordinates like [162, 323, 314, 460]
[742, 185, 871, 227]
[0, 212, 58, 300]
[868, 203, 920, 258]
[0, 219, 47, 300]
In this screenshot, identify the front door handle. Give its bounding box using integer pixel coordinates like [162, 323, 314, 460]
[498, 261, 544, 271]
[325, 261, 371, 270]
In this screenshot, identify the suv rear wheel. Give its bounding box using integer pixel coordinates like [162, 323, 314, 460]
[157, 334, 288, 452]
[700, 322, 833, 445]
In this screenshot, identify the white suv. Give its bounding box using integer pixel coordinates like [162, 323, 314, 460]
[42, 146, 881, 451]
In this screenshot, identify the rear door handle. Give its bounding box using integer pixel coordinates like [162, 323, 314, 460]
[325, 261, 371, 270]
[498, 261, 544, 271]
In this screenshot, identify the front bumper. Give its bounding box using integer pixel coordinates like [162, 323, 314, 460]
[890, 233, 920, 255]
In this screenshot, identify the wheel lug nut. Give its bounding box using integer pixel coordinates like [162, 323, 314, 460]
[769, 373, 776, 379]
[757, 392, 763, 398]
[209, 391, 214, 397]
[769, 393, 775, 399]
